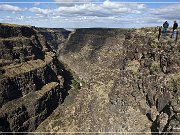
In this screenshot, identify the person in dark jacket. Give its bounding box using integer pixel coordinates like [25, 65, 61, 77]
[163, 21, 169, 35]
[172, 21, 178, 38]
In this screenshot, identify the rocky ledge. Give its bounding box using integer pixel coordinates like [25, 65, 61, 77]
[0, 23, 72, 133]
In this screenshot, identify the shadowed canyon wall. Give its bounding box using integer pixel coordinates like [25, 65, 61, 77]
[0, 23, 71, 132]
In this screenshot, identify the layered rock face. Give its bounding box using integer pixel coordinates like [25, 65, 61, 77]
[1, 24, 180, 134]
[0, 24, 71, 132]
[35, 28, 71, 51]
[36, 28, 180, 134]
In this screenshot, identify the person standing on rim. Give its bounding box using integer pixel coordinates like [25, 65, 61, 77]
[172, 20, 178, 39]
[163, 21, 169, 36]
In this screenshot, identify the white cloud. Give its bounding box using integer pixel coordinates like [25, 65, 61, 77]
[54, 0, 93, 7]
[151, 4, 180, 21]
[0, 4, 23, 12]
[23, 1, 148, 27]
[53, 1, 144, 18]
[29, 7, 52, 15]
[2, 2, 180, 28]
[103, 0, 145, 10]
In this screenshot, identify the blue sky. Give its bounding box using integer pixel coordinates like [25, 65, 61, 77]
[0, 0, 180, 28]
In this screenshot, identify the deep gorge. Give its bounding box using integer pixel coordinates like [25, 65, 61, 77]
[0, 24, 180, 134]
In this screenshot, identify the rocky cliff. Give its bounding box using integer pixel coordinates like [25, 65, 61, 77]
[0, 23, 72, 132]
[1, 23, 180, 134]
[36, 28, 180, 134]
[35, 27, 70, 51]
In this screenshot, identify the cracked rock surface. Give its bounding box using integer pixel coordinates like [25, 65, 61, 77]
[0, 23, 71, 132]
[36, 28, 180, 134]
[1, 24, 180, 134]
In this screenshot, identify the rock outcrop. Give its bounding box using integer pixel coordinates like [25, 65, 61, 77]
[1, 23, 180, 135]
[36, 28, 180, 134]
[36, 28, 71, 51]
[0, 23, 71, 132]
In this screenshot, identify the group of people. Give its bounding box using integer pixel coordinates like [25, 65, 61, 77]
[163, 20, 178, 38]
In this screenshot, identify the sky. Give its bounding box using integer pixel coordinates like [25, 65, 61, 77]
[0, 0, 180, 28]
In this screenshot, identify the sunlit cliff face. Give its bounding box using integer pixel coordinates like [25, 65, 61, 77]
[37, 28, 180, 134]
[0, 24, 180, 134]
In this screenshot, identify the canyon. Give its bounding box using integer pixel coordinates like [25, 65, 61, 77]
[0, 24, 180, 135]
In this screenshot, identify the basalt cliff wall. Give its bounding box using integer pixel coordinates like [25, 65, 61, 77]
[1, 24, 180, 135]
[0, 23, 71, 132]
[37, 28, 180, 134]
